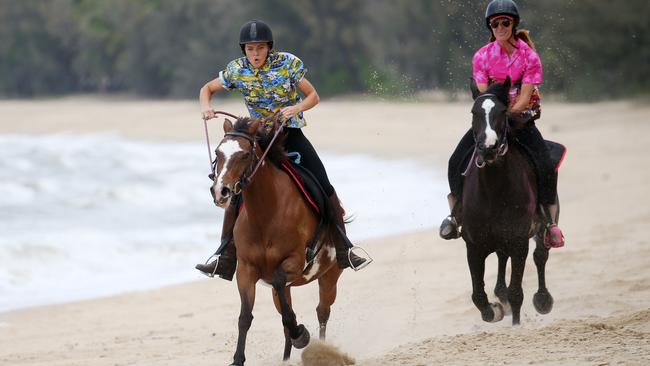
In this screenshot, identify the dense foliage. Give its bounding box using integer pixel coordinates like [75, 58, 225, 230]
[1, 0, 647, 100]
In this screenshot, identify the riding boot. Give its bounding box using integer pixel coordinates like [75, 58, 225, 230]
[195, 197, 240, 280]
[542, 202, 565, 249]
[327, 192, 370, 271]
[439, 193, 462, 240]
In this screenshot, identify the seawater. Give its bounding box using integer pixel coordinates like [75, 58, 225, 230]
[0, 134, 447, 312]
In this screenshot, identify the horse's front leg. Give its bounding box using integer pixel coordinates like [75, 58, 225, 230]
[467, 245, 504, 323]
[231, 263, 259, 366]
[272, 269, 310, 350]
[532, 234, 554, 314]
[494, 251, 511, 315]
[272, 287, 293, 361]
[508, 243, 529, 325]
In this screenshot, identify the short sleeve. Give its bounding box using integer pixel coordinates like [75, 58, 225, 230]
[217, 60, 239, 90]
[522, 50, 543, 85]
[287, 55, 307, 83]
[472, 49, 489, 84]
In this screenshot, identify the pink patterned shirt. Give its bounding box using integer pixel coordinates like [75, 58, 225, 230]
[472, 38, 543, 106]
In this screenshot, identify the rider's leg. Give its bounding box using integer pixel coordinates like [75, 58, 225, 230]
[440, 128, 475, 240]
[284, 127, 369, 270]
[195, 194, 241, 279]
[515, 122, 564, 248]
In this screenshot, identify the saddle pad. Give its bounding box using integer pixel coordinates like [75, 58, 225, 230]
[546, 140, 566, 172]
[280, 161, 324, 215]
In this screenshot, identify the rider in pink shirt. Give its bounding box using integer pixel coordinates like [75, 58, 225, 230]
[439, 0, 564, 249]
[473, 37, 542, 110]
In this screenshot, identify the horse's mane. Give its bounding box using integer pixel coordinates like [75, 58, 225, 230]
[233, 117, 288, 166]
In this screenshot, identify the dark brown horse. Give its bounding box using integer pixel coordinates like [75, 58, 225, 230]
[210, 116, 344, 365]
[461, 78, 557, 325]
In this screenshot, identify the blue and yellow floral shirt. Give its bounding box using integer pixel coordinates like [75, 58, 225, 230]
[218, 52, 307, 128]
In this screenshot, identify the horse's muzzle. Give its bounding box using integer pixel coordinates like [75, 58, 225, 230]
[212, 184, 232, 208]
[476, 147, 498, 167]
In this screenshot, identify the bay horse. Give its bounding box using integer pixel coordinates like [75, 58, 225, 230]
[210, 115, 344, 365]
[461, 77, 557, 325]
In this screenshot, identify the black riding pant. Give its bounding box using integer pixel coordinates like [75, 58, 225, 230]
[284, 127, 335, 197]
[447, 122, 557, 205]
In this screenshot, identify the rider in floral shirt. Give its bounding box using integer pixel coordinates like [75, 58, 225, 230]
[196, 20, 369, 280]
[219, 51, 308, 128]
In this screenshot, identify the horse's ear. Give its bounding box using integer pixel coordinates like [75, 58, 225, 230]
[470, 78, 480, 100]
[493, 77, 511, 105]
[223, 118, 233, 133]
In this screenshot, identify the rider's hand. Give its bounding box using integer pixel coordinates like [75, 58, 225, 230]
[280, 105, 301, 120]
[201, 109, 216, 120]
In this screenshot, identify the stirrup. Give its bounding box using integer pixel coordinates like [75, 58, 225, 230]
[440, 215, 461, 240]
[200, 253, 220, 278]
[348, 246, 372, 272]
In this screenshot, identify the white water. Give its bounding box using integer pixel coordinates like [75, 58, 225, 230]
[0, 134, 447, 312]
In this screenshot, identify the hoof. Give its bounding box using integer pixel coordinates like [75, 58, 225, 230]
[499, 300, 512, 316]
[533, 290, 554, 314]
[482, 303, 504, 323]
[291, 324, 310, 349]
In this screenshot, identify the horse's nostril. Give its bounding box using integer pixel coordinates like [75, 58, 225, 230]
[221, 187, 231, 197]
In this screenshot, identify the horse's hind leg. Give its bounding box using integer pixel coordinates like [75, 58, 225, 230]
[508, 243, 529, 325]
[494, 251, 511, 315]
[467, 246, 504, 323]
[317, 266, 343, 340]
[272, 287, 293, 361]
[532, 234, 554, 314]
[272, 269, 310, 350]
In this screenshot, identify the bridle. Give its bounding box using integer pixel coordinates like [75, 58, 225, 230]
[474, 93, 509, 168]
[204, 111, 285, 194]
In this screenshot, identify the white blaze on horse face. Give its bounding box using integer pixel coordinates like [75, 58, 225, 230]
[215, 139, 244, 192]
[481, 99, 498, 148]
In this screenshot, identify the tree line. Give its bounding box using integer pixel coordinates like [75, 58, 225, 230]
[0, 0, 648, 100]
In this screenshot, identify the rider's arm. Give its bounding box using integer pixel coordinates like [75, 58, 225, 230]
[510, 83, 534, 113]
[280, 77, 320, 119]
[199, 78, 227, 120]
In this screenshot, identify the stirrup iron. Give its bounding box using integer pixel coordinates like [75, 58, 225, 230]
[348, 246, 372, 272]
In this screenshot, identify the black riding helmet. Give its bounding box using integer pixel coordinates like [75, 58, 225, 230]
[239, 20, 273, 53]
[485, 0, 520, 30]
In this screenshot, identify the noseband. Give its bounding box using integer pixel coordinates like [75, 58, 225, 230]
[474, 93, 509, 168]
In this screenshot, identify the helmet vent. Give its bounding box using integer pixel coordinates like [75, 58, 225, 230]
[250, 23, 257, 39]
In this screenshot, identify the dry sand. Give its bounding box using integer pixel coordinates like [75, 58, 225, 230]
[1, 98, 649, 365]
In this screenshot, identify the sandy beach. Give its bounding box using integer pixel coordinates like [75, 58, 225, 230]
[1, 98, 649, 365]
